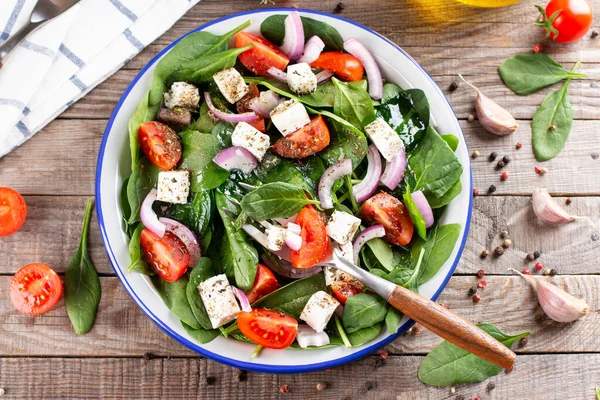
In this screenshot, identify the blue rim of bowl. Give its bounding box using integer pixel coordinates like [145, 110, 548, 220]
[95, 8, 473, 374]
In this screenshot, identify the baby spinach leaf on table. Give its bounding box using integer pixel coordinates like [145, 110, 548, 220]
[215, 191, 258, 291]
[342, 293, 388, 333]
[531, 79, 574, 161]
[240, 182, 320, 220]
[65, 200, 101, 335]
[126, 157, 160, 225]
[152, 274, 201, 330]
[412, 223, 461, 285]
[186, 258, 216, 330]
[254, 273, 327, 319]
[332, 77, 376, 129]
[127, 223, 156, 276]
[498, 53, 586, 95]
[179, 130, 230, 191]
[163, 190, 214, 251]
[385, 308, 403, 334]
[403, 189, 427, 240]
[418, 323, 531, 386]
[181, 321, 220, 344]
[441, 134, 459, 152]
[377, 88, 430, 148]
[347, 323, 383, 347]
[261, 15, 344, 51]
[427, 180, 462, 209]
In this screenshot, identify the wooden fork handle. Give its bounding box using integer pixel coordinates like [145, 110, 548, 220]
[388, 285, 516, 369]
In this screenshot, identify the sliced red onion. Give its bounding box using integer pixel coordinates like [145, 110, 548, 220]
[296, 324, 330, 348]
[344, 38, 382, 100]
[213, 146, 258, 174]
[353, 145, 382, 203]
[352, 224, 386, 263]
[242, 224, 270, 249]
[141, 189, 166, 238]
[287, 222, 301, 235]
[159, 217, 201, 267]
[233, 286, 252, 312]
[266, 67, 287, 82]
[248, 90, 282, 118]
[280, 10, 304, 61]
[204, 92, 258, 123]
[380, 147, 406, 190]
[285, 231, 302, 251]
[274, 246, 292, 262]
[297, 35, 325, 64]
[411, 191, 434, 228]
[318, 159, 353, 210]
[315, 70, 335, 84]
[334, 303, 344, 319]
[260, 253, 321, 279]
[274, 215, 297, 227]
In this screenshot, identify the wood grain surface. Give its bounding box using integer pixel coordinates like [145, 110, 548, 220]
[1, 0, 599, 398]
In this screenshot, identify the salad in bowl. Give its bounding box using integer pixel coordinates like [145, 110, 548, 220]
[101, 9, 470, 371]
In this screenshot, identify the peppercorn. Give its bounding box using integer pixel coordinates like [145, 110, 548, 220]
[379, 351, 388, 360]
[500, 230, 509, 238]
[474, 397, 481, 400]
[206, 376, 217, 385]
[480, 249, 489, 258]
[468, 286, 478, 296]
[592, 233, 599, 241]
[374, 358, 384, 368]
[592, 30, 599, 38]
[451, 387, 456, 394]
[592, 152, 599, 160]
[539, 167, 548, 175]
[502, 155, 510, 163]
[535, 262, 543, 271]
[477, 269, 485, 278]
[335, 2, 346, 12]
[550, 124, 557, 130]
[544, 269, 551, 276]
[316, 382, 326, 391]
[448, 81, 459, 92]
[532, 251, 540, 259]
[280, 384, 289, 394]
[473, 188, 479, 197]
[565, 198, 572, 205]
[503, 238, 512, 248]
[472, 150, 480, 159]
[519, 337, 529, 347]
[535, 166, 542, 174]
[488, 184, 497, 193]
[143, 352, 155, 360]
[237, 369, 247, 381]
[410, 324, 421, 334]
[365, 382, 374, 391]
[526, 253, 535, 261]
[496, 160, 506, 169]
[473, 294, 481, 302]
[550, 269, 558, 276]
[522, 268, 531, 275]
[489, 151, 498, 161]
[494, 246, 504, 256]
[478, 280, 488, 288]
[487, 381, 496, 391]
[501, 171, 509, 181]
[516, 142, 522, 150]
[467, 114, 475, 122]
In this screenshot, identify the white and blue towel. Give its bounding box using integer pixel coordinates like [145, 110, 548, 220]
[0, 0, 201, 158]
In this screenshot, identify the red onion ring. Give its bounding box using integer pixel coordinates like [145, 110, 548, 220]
[285, 231, 302, 251]
[344, 38, 383, 100]
[141, 189, 166, 238]
[297, 35, 325, 64]
[260, 253, 322, 279]
[352, 224, 386, 263]
[315, 69, 335, 84]
[380, 147, 406, 190]
[233, 286, 252, 312]
[266, 67, 288, 82]
[159, 217, 201, 267]
[248, 90, 282, 118]
[204, 92, 258, 123]
[411, 191, 434, 228]
[353, 145, 382, 203]
[213, 146, 258, 174]
[318, 159, 353, 209]
[281, 11, 305, 61]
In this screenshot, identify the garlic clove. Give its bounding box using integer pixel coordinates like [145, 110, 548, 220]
[532, 188, 577, 225]
[459, 74, 518, 136]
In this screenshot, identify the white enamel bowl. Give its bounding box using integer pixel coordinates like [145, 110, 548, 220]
[95, 8, 472, 373]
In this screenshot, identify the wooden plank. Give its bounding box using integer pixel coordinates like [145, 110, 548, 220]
[0, 353, 599, 399]
[0, 275, 596, 356]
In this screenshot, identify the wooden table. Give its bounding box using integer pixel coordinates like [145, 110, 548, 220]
[1, 0, 599, 398]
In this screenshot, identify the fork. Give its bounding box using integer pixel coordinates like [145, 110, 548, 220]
[317, 248, 516, 369]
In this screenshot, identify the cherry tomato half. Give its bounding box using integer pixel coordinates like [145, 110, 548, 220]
[0, 187, 27, 237]
[10, 263, 62, 315]
[331, 280, 364, 304]
[246, 264, 279, 304]
[237, 308, 298, 349]
[138, 121, 182, 170]
[236, 32, 289, 76]
[538, 0, 593, 43]
[140, 229, 190, 282]
[290, 205, 330, 269]
[310, 52, 364, 82]
[360, 192, 414, 246]
[272, 115, 330, 159]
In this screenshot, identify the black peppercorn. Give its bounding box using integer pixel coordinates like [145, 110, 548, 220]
[592, 30, 599, 38]
[335, 2, 346, 12]
[487, 381, 496, 391]
[365, 381, 374, 391]
[237, 369, 247, 381]
[448, 81, 459, 92]
[206, 377, 217, 385]
[565, 198, 572, 205]
[494, 246, 504, 256]
[533, 251, 541, 259]
[503, 155, 511, 163]
[468, 286, 478, 295]
[374, 358, 384, 368]
[489, 151, 498, 162]
[550, 268, 558, 276]
[519, 337, 529, 347]
[488, 184, 497, 193]
[526, 253, 535, 261]
[496, 160, 506, 169]
[143, 352, 155, 360]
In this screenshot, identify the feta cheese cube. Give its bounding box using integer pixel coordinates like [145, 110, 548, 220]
[364, 118, 404, 161]
[337, 241, 354, 263]
[324, 266, 338, 287]
[231, 122, 270, 161]
[286, 63, 317, 95]
[197, 274, 241, 329]
[300, 291, 340, 333]
[270, 99, 310, 136]
[156, 170, 190, 204]
[267, 225, 287, 251]
[326, 210, 361, 245]
[213, 67, 249, 104]
[164, 82, 200, 111]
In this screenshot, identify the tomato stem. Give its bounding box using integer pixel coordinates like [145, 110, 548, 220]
[534, 5, 561, 40]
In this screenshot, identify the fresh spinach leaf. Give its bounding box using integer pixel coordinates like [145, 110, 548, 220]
[261, 15, 344, 51]
[120, 178, 131, 229]
[250, 153, 318, 197]
[382, 82, 402, 102]
[418, 323, 531, 386]
[254, 273, 326, 319]
[347, 323, 383, 346]
[127, 92, 159, 171]
[179, 130, 230, 191]
[385, 247, 425, 292]
[186, 258, 215, 330]
[365, 238, 394, 272]
[65, 200, 101, 335]
[211, 122, 234, 148]
[385, 308, 403, 334]
[296, 156, 326, 195]
[127, 222, 155, 275]
[188, 102, 217, 133]
[152, 274, 201, 330]
[498, 53, 586, 95]
[126, 157, 160, 225]
[319, 119, 368, 169]
[531, 79, 573, 161]
[377, 88, 430, 148]
[332, 77, 375, 129]
[181, 321, 220, 344]
[403, 189, 427, 240]
[163, 190, 213, 252]
[427, 180, 462, 209]
[412, 223, 461, 285]
[342, 293, 388, 333]
[240, 182, 320, 220]
[441, 134, 459, 152]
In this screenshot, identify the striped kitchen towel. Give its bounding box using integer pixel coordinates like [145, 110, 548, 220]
[0, 0, 201, 158]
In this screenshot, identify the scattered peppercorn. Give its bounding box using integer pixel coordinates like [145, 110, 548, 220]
[522, 268, 531, 275]
[472, 150, 480, 159]
[502, 155, 510, 164]
[143, 352, 156, 360]
[380, 351, 388, 360]
[496, 160, 506, 169]
[280, 384, 289, 394]
[592, 232, 599, 241]
[365, 382, 374, 391]
[468, 286, 478, 296]
[480, 249, 489, 258]
[374, 358, 384, 368]
[473, 188, 479, 197]
[550, 269, 558, 276]
[473, 294, 481, 302]
[489, 184, 497, 193]
[467, 114, 475, 122]
[0, 388, 4, 396]
[544, 269, 551, 276]
[519, 337, 529, 347]
[474, 397, 481, 400]
[516, 142, 522, 150]
[500, 230, 509, 238]
[489, 152, 498, 161]
[451, 387, 456, 394]
[565, 198, 572, 205]
[539, 167, 548, 175]
[503, 238, 512, 247]
[206, 377, 217, 385]
[487, 382, 496, 391]
[592, 30, 599, 38]
[592, 152, 600, 160]
[448, 81, 459, 92]
[535, 262, 543, 271]
[316, 382, 326, 391]
[494, 246, 504, 256]
[526, 253, 535, 261]
[237, 369, 247, 381]
[550, 124, 557, 130]
[477, 269, 485, 278]
[535, 166, 542, 174]
[501, 171, 510, 181]
[335, 2, 345, 12]
[410, 324, 421, 334]
[478, 280, 488, 288]
[533, 251, 541, 259]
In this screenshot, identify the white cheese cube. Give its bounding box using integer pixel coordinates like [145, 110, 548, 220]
[300, 291, 340, 333]
[337, 241, 355, 263]
[286, 62, 317, 95]
[197, 274, 241, 329]
[296, 324, 330, 348]
[164, 82, 200, 111]
[364, 118, 404, 162]
[324, 266, 338, 287]
[213, 67, 249, 104]
[270, 99, 310, 136]
[267, 225, 287, 251]
[326, 210, 361, 245]
[231, 122, 270, 161]
[156, 170, 190, 204]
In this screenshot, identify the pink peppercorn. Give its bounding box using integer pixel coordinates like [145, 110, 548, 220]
[533, 44, 543, 53]
[516, 142, 522, 150]
[523, 268, 531, 275]
[478, 280, 488, 288]
[473, 294, 481, 302]
[477, 269, 485, 278]
[535, 262, 543, 271]
[535, 166, 542, 174]
[379, 351, 388, 360]
[501, 171, 509, 181]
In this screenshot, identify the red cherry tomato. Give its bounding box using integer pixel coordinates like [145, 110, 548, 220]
[10, 263, 62, 315]
[310, 52, 364, 81]
[0, 187, 27, 237]
[537, 0, 593, 43]
[140, 229, 190, 282]
[245, 264, 279, 304]
[236, 32, 289, 76]
[290, 205, 330, 269]
[138, 121, 182, 170]
[237, 308, 298, 349]
[272, 115, 330, 159]
[360, 192, 414, 246]
[331, 280, 364, 304]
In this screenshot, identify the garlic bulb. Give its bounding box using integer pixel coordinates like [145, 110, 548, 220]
[509, 268, 588, 323]
[532, 188, 582, 225]
[459, 74, 518, 136]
